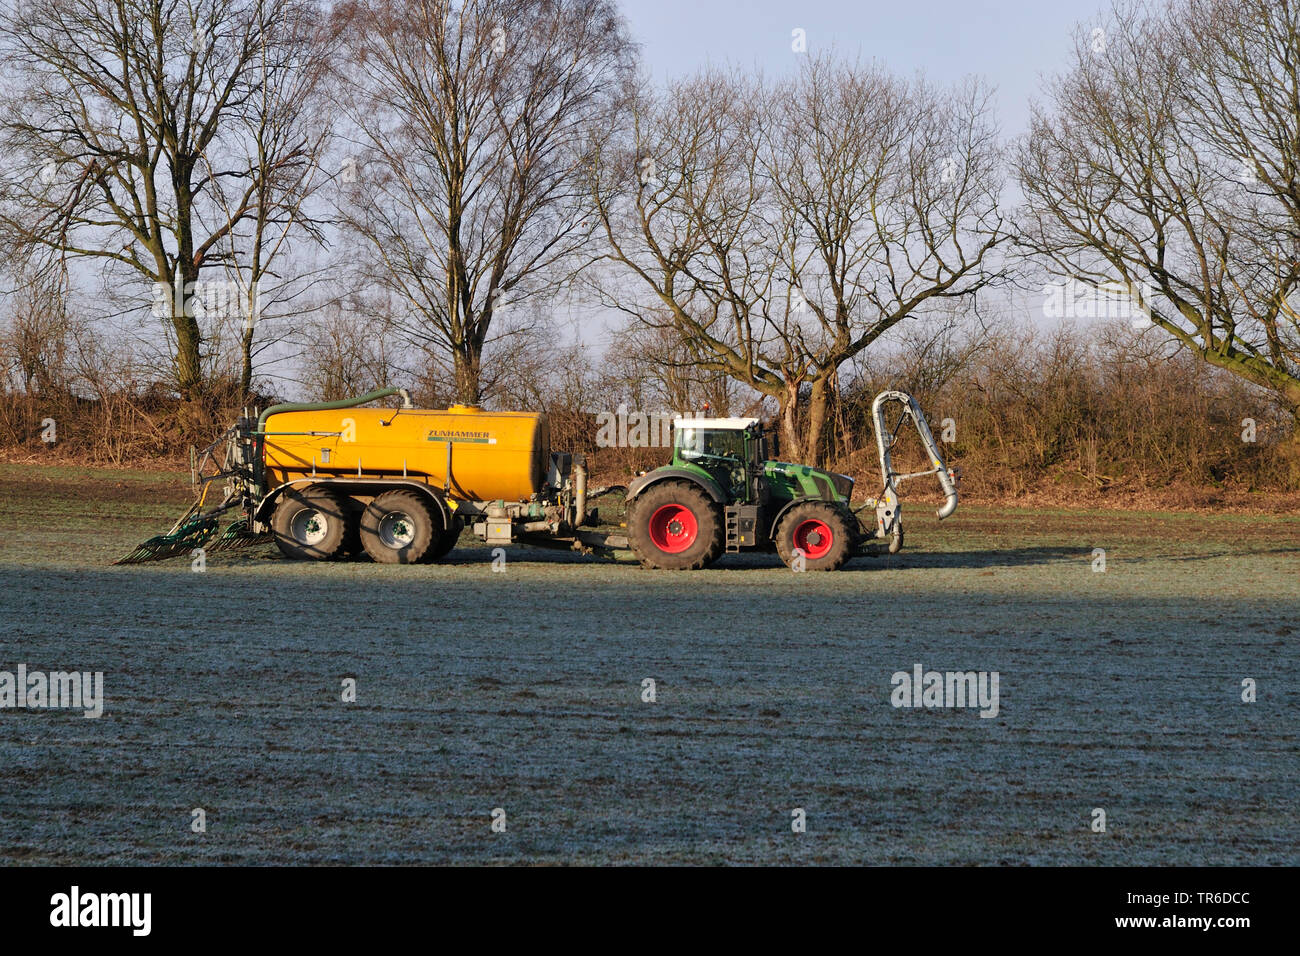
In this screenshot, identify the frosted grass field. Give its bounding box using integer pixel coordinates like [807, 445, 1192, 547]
[1, 464, 1296, 864]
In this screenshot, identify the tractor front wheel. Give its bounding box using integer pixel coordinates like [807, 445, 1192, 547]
[775, 502, 855, 571]
[627, 481, 724, 570]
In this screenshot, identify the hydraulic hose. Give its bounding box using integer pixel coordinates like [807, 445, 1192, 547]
[256, 387, 411, 434]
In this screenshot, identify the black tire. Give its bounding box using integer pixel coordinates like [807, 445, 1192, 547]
[360, 489, 440, 564]
[272, 485, 349, 561]
[627, 480, 724, 570]
[427, 517, 462, 562]
[775, 501, 855, 571]
[341, 497, 365, 559]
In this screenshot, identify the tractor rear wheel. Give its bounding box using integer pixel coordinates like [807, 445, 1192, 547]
[272, 485, 349, 561]
[360, 490, 440, 564]
[628, 480, 724, 570]
[775, 502, 854, 571]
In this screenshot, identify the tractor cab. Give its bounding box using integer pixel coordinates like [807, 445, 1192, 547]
[672, 417, 763, 502]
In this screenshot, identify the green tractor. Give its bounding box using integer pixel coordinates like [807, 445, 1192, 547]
[624, 391, 959, 571]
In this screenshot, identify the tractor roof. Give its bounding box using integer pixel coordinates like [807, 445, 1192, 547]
[672, 417, 760, 430]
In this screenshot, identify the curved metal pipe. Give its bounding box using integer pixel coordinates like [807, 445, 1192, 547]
[870, 389, 959, 521]
[937, 489, 959, 520]
[257, 387, 405, 433]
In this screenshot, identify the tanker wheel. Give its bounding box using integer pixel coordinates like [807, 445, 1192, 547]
[272, 486, 349, 561]
[360, 490, 440, 564]
[341, 498, 365, 559]
[627, 480, 724, 570]
[775, 501, 854, 571]
[427, 517, 462, 562]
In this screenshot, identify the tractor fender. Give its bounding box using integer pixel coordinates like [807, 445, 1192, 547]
[767, 496, 852, 540]
[255, 478, 451, 526]
[625, 468, 727, 506]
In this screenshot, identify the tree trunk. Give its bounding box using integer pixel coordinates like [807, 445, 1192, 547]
[168, 262, 206, 438]
[240, 323, 254, 400]
[803, 376, 831, 468]
[775, 377, 836, 467]
[1278, 380, 1300, 421]
[1286, 405, 1300, 489]
[778, 381, 803, 463]
[171, 312, 203, 402]
[453, 348, 481, 405]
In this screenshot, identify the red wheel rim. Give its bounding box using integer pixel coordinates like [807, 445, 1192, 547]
[648, 503, 699, 553]
[793, 518, 834, 560]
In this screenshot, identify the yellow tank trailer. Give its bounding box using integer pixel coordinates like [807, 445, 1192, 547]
[224, 389, 610, 563]
[261, 405, 550, 503]
[122, 387, 617, 565]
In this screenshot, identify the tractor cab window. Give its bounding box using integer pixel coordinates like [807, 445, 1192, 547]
[677, 428, 745, 463]
[677, 426, 749, 500]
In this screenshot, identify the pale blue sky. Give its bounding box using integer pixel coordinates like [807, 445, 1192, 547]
[618, 0, 1111, 137]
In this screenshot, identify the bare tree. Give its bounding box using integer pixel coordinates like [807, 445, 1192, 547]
[335, 0, 635, 405]
[590, 57, 1006, 464]
[297, 296, 396, 400]
[206, 0, 340, 398]
[0, 0, 331, 418]
[0, 267, 76, 396]
[606, 319, 738, 417]
[1017, 0, 1300, 418]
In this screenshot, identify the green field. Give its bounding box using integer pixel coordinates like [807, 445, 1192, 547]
[0, 463, 1296, 863]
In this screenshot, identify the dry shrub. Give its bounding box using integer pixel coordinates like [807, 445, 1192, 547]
[4, 301, 1296, 510]
[837, 319, 1297, 501]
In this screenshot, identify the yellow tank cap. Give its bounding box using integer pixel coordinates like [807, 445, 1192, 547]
[446, 403, 483, 413]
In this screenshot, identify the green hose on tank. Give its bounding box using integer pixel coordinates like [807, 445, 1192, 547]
[256, 387, 411, 434]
